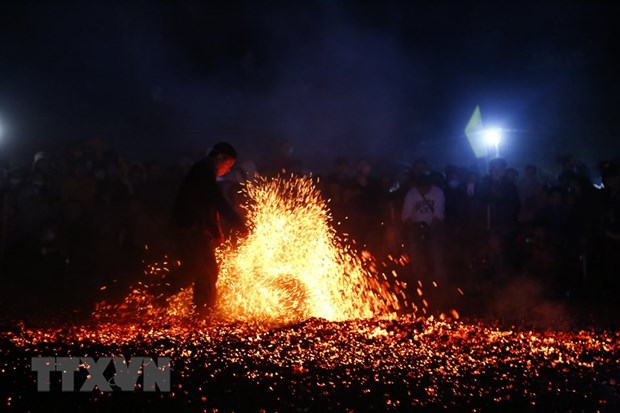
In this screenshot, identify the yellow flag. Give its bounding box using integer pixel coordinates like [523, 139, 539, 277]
[465, 105, 486, 158]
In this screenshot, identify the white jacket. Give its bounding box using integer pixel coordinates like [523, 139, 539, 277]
[401, 185, 445, 225]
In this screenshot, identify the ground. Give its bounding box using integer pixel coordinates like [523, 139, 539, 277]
[1, 296, 618, 412]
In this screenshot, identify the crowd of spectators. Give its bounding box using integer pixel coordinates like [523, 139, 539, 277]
[321, 154, 620, 303]
[1, 139, 619, 313]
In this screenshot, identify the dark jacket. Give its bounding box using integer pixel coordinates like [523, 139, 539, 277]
[170, 158, 243, 239]
[475, 176, 520, 231]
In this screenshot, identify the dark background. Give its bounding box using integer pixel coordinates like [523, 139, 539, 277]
[1, 0, 619, 172]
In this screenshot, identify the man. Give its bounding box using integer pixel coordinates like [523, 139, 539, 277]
[597, 161, 620, 294]
[401, 174, 445, 283]
[476, 157, 520, 233]
[517, 164, 544, 225]
[169, 142, 246, 312]
[349, 158, 383, 250]
[474, 157, 520, 278]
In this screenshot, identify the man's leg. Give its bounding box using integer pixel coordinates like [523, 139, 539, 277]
[193, 246, 218, 312]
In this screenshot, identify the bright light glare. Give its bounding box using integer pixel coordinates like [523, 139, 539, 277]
[484, 128, 502, 146]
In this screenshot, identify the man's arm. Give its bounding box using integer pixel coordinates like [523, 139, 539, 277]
[202, 175, 245, 231]
[433, 187, 445, 222]
[189, 161, 246, 236]
[213, 186, 245, 230]
[401, 189, 415, 223]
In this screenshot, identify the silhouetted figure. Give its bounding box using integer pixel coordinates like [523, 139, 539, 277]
[169, 142, 246, 312]
[443, 166, 469, 283]
[264, 139, 304, 177]
[349, 158, 383, 249]
[475, 158, 520, 277]
[517, 164, 544, 226]
[476, 158, 520, 233]
[531, 186, 570, 292]
[595, 161, 620, 294]
[324, 156, 353, 211]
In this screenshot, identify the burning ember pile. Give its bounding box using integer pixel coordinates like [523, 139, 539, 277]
[1, 316, 618, 411]
[216, 174, 403, 323]
[0, 175, 618, 411]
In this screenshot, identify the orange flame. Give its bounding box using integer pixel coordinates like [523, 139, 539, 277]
[215, 174, 403, 324]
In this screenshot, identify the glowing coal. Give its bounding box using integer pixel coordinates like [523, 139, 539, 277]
[2, 315, 618, 411]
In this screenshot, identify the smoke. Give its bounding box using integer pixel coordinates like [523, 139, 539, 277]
[258, 3, 417, 165]
[113, 1, 425, 167]
[113, 0, 620, 170]
[486, 275, 572, 330]
[4, 1, 619, 167]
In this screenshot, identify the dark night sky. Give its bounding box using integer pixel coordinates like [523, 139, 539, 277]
[0, 0, 619, 169]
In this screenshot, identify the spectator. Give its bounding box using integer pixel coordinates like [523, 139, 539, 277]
[443, 166, 469, 283]
[348, 158, 383, 249]
[517, 164, 545, 226]
[264, 139, 304, 177]
[324, 156, 353, 209]
[533, 186, 570, 291]
[401, 174, 445, 283]
[598, 161, 620, 293]
[474, 157, 521, 278]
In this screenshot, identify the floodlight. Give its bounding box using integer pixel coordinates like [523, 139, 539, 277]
[484, 128, 502, 147]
